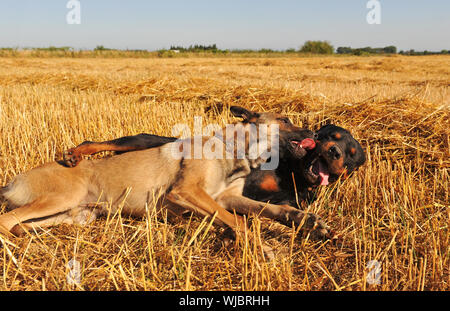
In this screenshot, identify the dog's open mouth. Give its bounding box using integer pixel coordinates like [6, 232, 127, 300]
[290, 138, 316, 157]
[306, 157, 330, 186]
[290, 139, 331, 186]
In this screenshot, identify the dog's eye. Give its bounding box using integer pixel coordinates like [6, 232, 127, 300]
[348, 147, 357, 157]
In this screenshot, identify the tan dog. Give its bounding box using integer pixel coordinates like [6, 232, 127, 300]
[0, 106, 330, 257]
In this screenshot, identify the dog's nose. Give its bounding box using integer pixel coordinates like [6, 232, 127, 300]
[328, 145, 342, 160]
[313, 132, 319, 140]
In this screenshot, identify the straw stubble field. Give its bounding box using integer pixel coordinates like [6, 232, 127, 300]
[0, 55, 448, 290]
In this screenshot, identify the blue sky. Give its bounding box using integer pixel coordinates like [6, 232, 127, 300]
[0, 0, 449, 51]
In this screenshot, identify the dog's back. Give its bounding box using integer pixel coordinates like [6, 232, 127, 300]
[1, 146, 180, 211]
[0, 137, 236, 215]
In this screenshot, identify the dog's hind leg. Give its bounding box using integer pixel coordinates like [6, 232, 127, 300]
[9, 206, 99, 236]
[63, 134, 177, 167]
[0, 193, 86, 236]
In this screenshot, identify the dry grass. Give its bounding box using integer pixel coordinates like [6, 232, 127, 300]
[0, 55, 448, 291]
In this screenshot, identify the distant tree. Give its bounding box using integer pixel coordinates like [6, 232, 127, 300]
[94, 45, 109, 51]
[336, 47, 353, 54]
[360, 46, 375, 53]
[170, 45, 185, 51]
[34, 46, 72, 52]
[336, 45, 397, 55]
[258, 48, 274, 53]
[353, 49, 371, 56]
[299, 41, 334, 54]
[372, 47, 384, 54]
[383, 46, 397, 54]
[169, 44, 218, 52]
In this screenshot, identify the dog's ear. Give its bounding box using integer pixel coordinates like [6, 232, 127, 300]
[230, 106, 260, 121]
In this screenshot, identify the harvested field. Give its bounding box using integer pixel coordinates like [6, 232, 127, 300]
[0, 55, 448, 290]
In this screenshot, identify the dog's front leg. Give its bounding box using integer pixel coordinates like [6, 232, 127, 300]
[166, 187, 275, 260]
[216, 191, 331, 240]
[166, 186, 247, 235]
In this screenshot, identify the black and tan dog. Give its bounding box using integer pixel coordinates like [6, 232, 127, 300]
[243, 124, 366, 206]
[0, 106, 330, 258]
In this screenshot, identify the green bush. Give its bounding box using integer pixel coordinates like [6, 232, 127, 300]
[299, 40, 334, 54]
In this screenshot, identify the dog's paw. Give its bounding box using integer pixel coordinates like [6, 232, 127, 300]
[308, 215, 333, 241]
[63, 148, 82, 167]
[292, 211, 333, 240]
[10, 224, 27, 237]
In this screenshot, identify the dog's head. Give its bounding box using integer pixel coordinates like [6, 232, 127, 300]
[303, 124, 366, 186]
[229, 106, 315, 161]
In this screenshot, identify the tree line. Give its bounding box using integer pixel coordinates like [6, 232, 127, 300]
[2, 41, 449, 56]
[165, 41, 449, 55]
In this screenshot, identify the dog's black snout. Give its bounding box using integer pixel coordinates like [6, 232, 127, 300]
[328, 145, 342, 160]
[313, 132, 319, 140]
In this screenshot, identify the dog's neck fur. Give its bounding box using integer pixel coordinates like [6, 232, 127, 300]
[214, 121, 275, 169]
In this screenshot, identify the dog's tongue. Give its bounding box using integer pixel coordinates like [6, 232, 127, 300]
[300, 138, 316, 150]
[299, 138, 328, 185]
[318, 160, 329, 186]
[296, 138, 328, 185]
